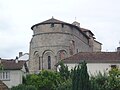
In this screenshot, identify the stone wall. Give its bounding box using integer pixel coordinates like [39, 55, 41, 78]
[29, 23, 93, 73]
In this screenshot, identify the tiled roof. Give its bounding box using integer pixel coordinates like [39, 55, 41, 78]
[40, 17, 67, 24]
[63, 52, 120, 63]
[80, 28, 90, 32]
[80, 28, 94, 36]
[31, 17, 68, 29]
[0, 59, 26, 70]
[94, 40, 102, 45]
[0, 80, 8, 90]
[31, 18, 90, 39]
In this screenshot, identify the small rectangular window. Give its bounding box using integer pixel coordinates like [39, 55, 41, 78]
[3, 72, 5, 79]
[111, 65, 117, 69]
[0, 71, 10, 80]
[51, 23, 54, 27]
[62, 24, 64, 28]
[77, 49, 79, 53]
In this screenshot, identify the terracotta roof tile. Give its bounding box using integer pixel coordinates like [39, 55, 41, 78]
[80, 28, 94, 36]
[0, 80, 8, 90]
[0, 59, 26, 70]
[63, 52, 120, 63]
[40, 17, 67, 24]
[31, 17, 68, 29]
[31, 18, 90, 39]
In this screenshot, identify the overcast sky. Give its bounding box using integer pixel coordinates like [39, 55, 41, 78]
[0, 0, 120, 59]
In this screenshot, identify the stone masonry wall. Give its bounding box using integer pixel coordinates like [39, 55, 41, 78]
[29, 23, 93, 73]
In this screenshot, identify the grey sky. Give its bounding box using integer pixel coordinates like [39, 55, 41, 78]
[0, 0, 120, 58]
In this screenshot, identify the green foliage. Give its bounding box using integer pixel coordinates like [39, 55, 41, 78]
[90, 68, 120, 90]
[72, 61, 90, 90]
[59, 61, 70, 80]
[0, 63, 4, 71]
[90, 72, 108, 90]
[23, 61, 91, 90]
[24, 70, 62, 90]
[107, 67, 120, 90]
[56, 79, 72, 90]
[11, 61, 120, 90]
[11, 84, 37, 90]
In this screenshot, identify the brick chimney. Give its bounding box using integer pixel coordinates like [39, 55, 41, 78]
[117, 47, 120, 52]
[15, 56, 18, 63]
[19, 52, 23, 57]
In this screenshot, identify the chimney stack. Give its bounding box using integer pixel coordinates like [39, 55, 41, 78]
[117, 47, 120, 52]
[0, 58, 1, 63]
[15, 56, 18, 63]
[72, 21, 80, 27]
[19, 52, 23, 57]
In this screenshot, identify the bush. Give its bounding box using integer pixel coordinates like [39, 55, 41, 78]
[11, 84, 37, 90]
[90, 68, 120, 90]
[24, 70, 62, 90]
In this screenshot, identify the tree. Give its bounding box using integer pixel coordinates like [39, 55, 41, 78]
[80, 61, 90, 90]
[23, 70, 62, 90]
[56, 79, 72, 90]
[107, 67, 120, 90]
[72, 61, 91, 90]
[90, 72, 108, 90]
[90, 67, 120, 90]
[0, 63, 3, 71]
[58, 61, 70, 80]
[11, 84, 37, 90]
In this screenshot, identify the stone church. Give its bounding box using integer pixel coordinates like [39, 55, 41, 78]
[1, 18, 120, 88]
[28, 17, 102, 73]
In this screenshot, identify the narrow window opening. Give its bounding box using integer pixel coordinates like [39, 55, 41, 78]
[48, 56, 51, 69]
[77, 49, 79, 53]
[51, 23, 54, 27]
[62, 24, 64, 28]
[70, 40, 75, 55]
[39, 57, 41, 70]
[3, 72, 5, 79]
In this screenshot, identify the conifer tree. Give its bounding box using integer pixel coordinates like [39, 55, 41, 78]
[59, 61, 70, 80]
[72, 61, 90, 90]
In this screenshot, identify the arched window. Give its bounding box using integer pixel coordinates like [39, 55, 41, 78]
[48, 56, 51, 69]
[70, 40, 75, 55]
[42, 50, 55, 70]
[58, 50, 67, 60]
[59, 51, 65, 60]
[34, 51, 41, 70]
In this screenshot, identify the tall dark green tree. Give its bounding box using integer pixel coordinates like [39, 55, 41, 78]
[59, 61, 70, 80]
[72, 61, 90, 90]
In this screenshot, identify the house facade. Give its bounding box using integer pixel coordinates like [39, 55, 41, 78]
[0, 59, 28, 88]
[29, 17, 102, 73]
[58, 51, 120, 75]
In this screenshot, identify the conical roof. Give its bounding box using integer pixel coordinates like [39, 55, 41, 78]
[40, 17, 67, 24]
[31, 17, 89, 39]
[31, 17, 68, 29]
